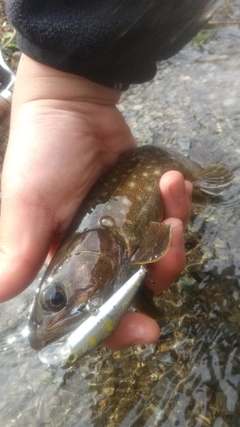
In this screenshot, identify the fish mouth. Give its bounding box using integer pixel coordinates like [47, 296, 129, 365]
[28, 308, 89, 350]
[28, 323, 49, 350]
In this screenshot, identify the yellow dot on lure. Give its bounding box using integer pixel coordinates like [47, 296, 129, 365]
[104, 318, 114, 332]
[88, 336, 97, 347]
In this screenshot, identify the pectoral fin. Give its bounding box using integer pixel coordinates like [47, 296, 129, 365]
[133, 285, 164, 320]
[131, 222, 171, 265]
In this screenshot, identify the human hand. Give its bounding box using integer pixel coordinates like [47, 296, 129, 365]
[0, 54, 135, 301]
[0, 55, 191, 349]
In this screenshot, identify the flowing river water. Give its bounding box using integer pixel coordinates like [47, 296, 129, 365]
[0, 1, 240, 426]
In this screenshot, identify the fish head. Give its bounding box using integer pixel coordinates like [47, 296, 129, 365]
[29, 229, 126, 349]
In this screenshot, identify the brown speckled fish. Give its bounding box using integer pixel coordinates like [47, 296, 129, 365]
[29, 145, 232, 349]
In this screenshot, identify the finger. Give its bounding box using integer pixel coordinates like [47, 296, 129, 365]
[160, 171, 192, 229]
[147, 217, 186, 295]
[103, 312, 160, 350]
[0, 191, 54, 302]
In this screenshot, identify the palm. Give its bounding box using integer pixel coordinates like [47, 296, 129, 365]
[3, 100, 135, 254]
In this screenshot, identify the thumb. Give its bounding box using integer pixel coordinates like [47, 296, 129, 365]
[0, 192, 54, 302]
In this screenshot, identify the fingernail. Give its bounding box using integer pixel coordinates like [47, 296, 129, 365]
[165, 219, 184, 250]
[169, 178, 185, 201]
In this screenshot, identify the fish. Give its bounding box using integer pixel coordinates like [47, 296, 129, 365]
[28, 145, 232, 350]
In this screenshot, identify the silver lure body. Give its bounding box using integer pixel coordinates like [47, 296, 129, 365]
[38, 266, 147, 366]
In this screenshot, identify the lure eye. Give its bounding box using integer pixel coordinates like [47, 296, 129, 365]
[42, 285, 67, 312]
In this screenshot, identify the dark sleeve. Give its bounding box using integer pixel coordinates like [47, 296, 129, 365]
[7, 0, 218, 89]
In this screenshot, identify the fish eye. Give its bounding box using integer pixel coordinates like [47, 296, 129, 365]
[42, 285, 67, 312]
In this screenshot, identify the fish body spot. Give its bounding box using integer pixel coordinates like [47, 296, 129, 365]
[122, 197, 131, 206]
[128, 182, 136, 188]
[120, 209, 127, 214]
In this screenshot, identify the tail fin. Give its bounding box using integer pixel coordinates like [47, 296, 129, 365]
[192, 164, 233, 204]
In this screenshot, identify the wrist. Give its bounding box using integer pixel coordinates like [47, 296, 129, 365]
[13, 54, 122, 107]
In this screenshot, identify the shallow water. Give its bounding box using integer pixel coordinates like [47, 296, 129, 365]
[1, 1, 240, 426]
